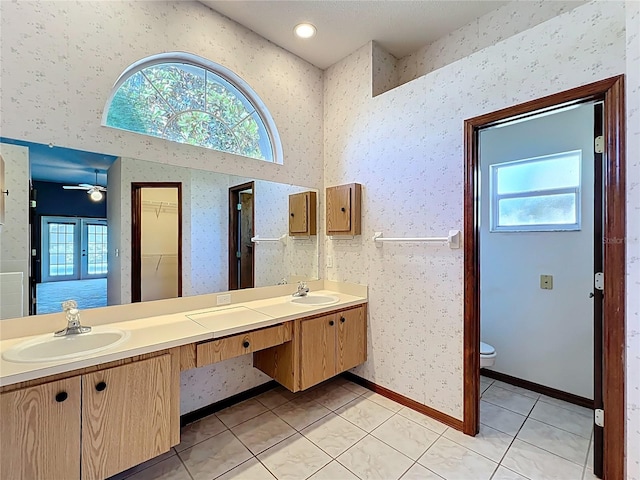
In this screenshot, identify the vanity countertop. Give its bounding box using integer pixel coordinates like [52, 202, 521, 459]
[0, 289, 367, 388]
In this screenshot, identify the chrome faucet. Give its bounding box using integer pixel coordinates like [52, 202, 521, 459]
[54, 300, 92, 336]
[292, 281, 309, 297]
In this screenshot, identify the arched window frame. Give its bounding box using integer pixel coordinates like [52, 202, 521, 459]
[101, 52, 283, 164]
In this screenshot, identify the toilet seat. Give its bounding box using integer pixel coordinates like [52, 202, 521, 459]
[480, 341, 496, 367]
[480, 342, 495, 356]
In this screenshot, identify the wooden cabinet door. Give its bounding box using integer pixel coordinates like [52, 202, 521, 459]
[81, 355, 172, 480]
[299, 314, 336, 390]
[289, 192, 309, 234]
[337, 306, 367, 372]
[0, 377, 81, 480]
[326, 185, 352, 233]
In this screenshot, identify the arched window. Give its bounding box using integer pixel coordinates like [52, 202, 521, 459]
[103, 53, 282, 163]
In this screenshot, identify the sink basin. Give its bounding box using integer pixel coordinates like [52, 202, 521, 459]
[2, 328, 130, 363]
[290, 294, 340, 306]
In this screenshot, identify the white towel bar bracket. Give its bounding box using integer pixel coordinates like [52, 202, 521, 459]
[372, 230, 461, 249]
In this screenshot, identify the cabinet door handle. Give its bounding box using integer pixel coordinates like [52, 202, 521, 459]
[290, 213, 294, 217]
[329, 320, 334, 326]
[55, 391, 68, 403]
[243, 341, 250, 348]
[341, 207, 346, 212]
[95, 381, 107, 392]
[340, 316, 346, 323]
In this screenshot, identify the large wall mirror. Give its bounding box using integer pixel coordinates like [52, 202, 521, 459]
[0, 138, 319, 318]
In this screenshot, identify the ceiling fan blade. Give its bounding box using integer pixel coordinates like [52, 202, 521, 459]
[63, 186, 91, 190]
[78, 183, 95, 188]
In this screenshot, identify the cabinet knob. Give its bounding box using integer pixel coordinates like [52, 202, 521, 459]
[95, 381, 107, 392]
[290, 213, 294, 217]
[340, 316, 346, 323]
[341, 207, 346, 212]
[329, 320, 335, 326]
[243, 341, 250, 348]
[55, 391, 68, 403]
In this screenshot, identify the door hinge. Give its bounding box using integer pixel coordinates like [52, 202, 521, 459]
[237, 203, 242, 211]
[236, 251, 241, 259]
[594, 135, 604, 154]
[595, 272, 604, 291]
[595, 408, 604, 427]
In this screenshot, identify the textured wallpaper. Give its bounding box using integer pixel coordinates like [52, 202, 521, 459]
[324, 2, 626, 423]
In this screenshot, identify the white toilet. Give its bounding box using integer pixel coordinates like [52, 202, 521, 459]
[480, 342, 496, 367]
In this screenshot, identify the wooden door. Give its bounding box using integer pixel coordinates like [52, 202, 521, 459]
[336, 306, 367, 372]
[0, 377, 81, 480]
[81, 355, 172, 480]
[299, 314, 336, 389]
[326, 185, 352, 233]
[289, 192, 308, 234]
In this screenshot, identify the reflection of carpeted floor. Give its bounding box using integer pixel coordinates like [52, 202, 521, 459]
[36, 278, 107, 314]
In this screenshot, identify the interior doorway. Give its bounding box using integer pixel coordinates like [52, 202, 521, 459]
[463, 76, 625, 479]
[228, 182, 254, 290]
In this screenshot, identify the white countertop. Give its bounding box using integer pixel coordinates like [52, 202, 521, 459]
[0, 289, 366, 388]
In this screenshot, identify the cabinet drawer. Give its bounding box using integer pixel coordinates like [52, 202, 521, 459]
[197, 323, 292, 367]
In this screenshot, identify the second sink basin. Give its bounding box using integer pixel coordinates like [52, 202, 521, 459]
[290, 294, 340, 306]
[2, 328, 130, 363]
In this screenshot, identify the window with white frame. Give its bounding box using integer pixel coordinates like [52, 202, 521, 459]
[490, 150, 582, 232]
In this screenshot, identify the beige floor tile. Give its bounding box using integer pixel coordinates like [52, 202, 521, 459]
[417, 437, 497, 480]
[337, 435, 413, 480]
[273, 396, 332, 430]
[502, 439, 583, 480]
[482, 385, 537, 416]
[176, 415, 227, 452]
[109, 450, 176, 480]
[124, 456, 190, 480]
[371, 414, 440, 460]
[257, 433, 331, 480]
[305, 384, 360, 411]
[217, 398, 269, 428]
[361, 391, 404, 412]
[231, 411, 297, 455]
[443, 424, 513, 462]
[340, 381, 370, 396]
[491, 465, 529, 479]
[255, 389, 293, 410]
[480, 400, 526, 436]
[517, 418, 590, 465]
[537, 394, 593, 418]
[215, 458, 276, 480]
[178, 430, 252, 480]
[400, 463, 444, 479]
[335, 397, 395, 432]
[301, 412, 367, 457]
[583, 467, 599, 479]
[308, 460, 360, 480]
[529, 401, 593, 438]
[397, 407, 449, 434]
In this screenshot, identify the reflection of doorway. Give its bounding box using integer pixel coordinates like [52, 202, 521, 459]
[131, 183, 182, 303]
[229, 182, 254, 290]
[37, 216, 108, 313]
[463, 76, 625, 479]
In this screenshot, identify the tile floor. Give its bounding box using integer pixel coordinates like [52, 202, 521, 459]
[110, 376, 597, 480]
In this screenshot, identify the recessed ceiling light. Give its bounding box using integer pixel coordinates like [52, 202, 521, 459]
[294, 23, 316, 39]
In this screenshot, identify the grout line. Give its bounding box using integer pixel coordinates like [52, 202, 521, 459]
[176, 452, 196, 480]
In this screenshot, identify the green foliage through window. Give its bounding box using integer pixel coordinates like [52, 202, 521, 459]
[105, 62, 274, 161]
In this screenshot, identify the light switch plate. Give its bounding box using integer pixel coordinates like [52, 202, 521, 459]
[326, 255, 333, 268]
[217, 294, 231, 305]
[540, 274, 553, 290]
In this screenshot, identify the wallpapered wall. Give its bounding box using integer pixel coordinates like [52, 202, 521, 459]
[324, 0, 625, 434]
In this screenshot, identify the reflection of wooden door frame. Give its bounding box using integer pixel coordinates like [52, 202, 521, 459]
[131, 182, 182, 303]
[463, 76, 625, 479]
[228, 182, 255, 290]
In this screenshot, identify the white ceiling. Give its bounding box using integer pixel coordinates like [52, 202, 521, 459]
[200, 1, 508, 69]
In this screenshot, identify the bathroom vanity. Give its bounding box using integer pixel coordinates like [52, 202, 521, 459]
[0, 284, 367, 480]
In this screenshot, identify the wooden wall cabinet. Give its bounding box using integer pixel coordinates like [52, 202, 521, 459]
[326, 183, 361, 235]
[254, 304, 367, 391]
[0, 354, 177, 480]
[289, 191, 317, 236]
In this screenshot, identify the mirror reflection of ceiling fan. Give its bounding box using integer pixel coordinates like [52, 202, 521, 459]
[62, 169, 106, 201]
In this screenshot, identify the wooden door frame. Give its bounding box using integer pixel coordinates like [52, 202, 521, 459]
[463, 76, 625, 479]
[228, 181, 255, 290]
[131, 182, 183, 303]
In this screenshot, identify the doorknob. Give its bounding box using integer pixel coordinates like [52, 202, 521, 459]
[589, 292, 595, 298]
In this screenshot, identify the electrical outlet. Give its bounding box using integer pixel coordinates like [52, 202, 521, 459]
[540, 274, 553, 290]
[217, 294, 231, 305]
[326, 255, 333, 268]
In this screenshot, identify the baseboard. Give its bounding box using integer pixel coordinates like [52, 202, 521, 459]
[180, 380, 278, 427]
[480, 368, 594, 409]
[342, 372, 464, 431]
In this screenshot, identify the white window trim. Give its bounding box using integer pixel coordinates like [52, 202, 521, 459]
[489, 150, 582, 233]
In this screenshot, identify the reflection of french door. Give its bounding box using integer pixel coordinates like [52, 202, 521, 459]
[41, 216, 107, 283]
